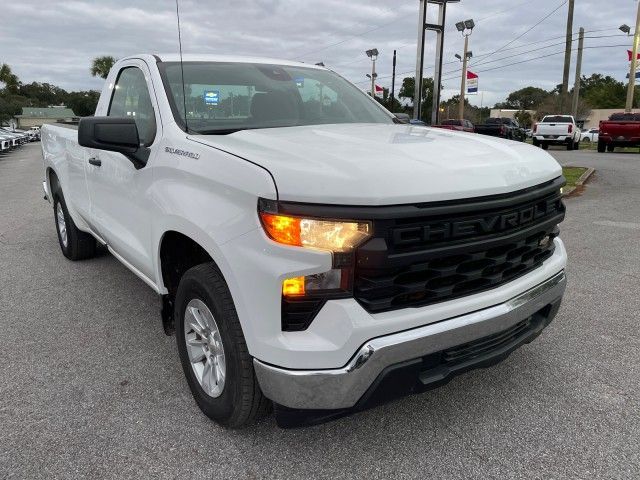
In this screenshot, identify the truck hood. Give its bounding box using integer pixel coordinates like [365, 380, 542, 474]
[190, 123, 562, 205]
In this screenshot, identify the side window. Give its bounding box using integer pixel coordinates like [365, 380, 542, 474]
[108, 67, 156, 146]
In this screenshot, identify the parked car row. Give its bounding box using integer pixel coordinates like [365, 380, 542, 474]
[397, 110, 639, 154]
[0, 126, 39, 154]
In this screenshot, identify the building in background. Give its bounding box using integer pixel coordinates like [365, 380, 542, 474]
[15, 107, 79, 129]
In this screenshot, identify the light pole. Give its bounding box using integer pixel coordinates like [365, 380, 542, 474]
[456, 19, 474, 120]
[623, 3, 640, 112]
[366, 49, 379, 98]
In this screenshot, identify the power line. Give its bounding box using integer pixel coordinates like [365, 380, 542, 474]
[350, 28, 620, 84]
[440, 43, 634, 82]
[470, 0, 568, 66]
[356, 41, 632, 87]
[295, 0, 536, 64]
[440, 34, 628, 78]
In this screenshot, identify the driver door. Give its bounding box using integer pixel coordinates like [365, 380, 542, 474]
[85, 61, 161, 280]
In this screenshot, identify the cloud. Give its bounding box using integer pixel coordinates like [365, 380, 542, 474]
[1, 0, 636, 107]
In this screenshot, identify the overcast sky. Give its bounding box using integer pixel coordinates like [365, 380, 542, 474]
[1, 0, 637, 107]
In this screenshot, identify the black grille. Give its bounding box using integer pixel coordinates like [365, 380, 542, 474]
[441, 316, 533, 365]
[281, 297, 325, 331]
[354, 179, 565, 313]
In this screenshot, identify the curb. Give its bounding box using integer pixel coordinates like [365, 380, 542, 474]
[562, 167, 595, 197]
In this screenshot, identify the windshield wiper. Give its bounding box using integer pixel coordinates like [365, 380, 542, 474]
[193, 127, 252, 135]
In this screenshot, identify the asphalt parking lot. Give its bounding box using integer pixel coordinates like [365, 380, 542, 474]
[1, 143, 639, 479]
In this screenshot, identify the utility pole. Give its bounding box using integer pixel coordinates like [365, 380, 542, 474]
[459, 34, 469, 119]
[365, 48, 379, 99]
[414, 0, 428, 119]
[390, 50, 397, 110]
[370, 59, 376, 98]
[626, 2, 640, 112]
[560, 0, 574, 111]
[571, 27, 584, 119]
[431, 1, 449, 125]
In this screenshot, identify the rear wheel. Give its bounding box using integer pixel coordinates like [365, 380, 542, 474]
[573, 140, 580, 150]
[532, 139, 539, 147]
[541, 143, 549, 150]
[566, 141, 573, 151]
[53, 191, 96, 260]
[597, 140, 606, 153]
[175, 262, 270, 428]
[607, 144, 615, 152]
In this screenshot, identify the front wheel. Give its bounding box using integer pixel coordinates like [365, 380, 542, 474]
[175, 262, 270, 428]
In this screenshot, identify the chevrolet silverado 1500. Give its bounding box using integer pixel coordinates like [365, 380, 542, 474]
[41, 54, 567, 428]
[532, 115, 581, 150]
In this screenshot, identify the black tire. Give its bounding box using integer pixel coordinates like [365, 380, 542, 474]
[582, 138, 590, 143]
[607, 144, 615, 152]
[574, 140, 580, 150]
[597, 140, 606, 153]
[541, 143, 549, 150]
[532, 139, 539, 147]
[53, 191, 96, 261]
[175, 262, 271, 428]
[566, 141, 573, 151]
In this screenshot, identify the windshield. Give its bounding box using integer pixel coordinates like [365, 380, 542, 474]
[158, 61, 394, 134]
[542, 116, 573, 123]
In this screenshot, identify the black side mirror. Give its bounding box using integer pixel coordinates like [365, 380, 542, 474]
[78, 116, 150, 168]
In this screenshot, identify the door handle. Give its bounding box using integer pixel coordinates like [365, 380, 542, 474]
[88, 157, 102, 167]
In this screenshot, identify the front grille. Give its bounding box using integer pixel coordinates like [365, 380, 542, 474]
[354, 178, 565, 313]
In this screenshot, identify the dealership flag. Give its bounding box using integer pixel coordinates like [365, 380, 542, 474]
[374, 84, 384, 98]
[466, 70, 478, 94]
[628, 50, 640, 61]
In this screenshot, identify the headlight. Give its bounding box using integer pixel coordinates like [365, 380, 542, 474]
[259, 212, 371, 253]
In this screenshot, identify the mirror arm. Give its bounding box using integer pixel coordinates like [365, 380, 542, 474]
[126, 146, 151, 169]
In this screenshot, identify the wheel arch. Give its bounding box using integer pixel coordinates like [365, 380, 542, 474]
[154, 223, 251, 339]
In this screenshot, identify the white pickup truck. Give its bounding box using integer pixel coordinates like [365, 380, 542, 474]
[41, 54, 567, 428]
[532, 115, 581, 150]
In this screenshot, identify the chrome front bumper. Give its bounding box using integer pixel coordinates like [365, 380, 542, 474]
[254, 270, 566, 410]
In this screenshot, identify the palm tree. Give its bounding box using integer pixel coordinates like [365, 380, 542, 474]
[0, 63, 20, 93]
[90, 56, 117, 79]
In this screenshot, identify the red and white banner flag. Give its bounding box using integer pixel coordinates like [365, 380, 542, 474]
[628, 50, 640, 61]
[374, 84, 384, 98]
[466, 70, 478, 94]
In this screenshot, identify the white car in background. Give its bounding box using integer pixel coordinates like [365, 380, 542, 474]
[580, 128, 599, 143]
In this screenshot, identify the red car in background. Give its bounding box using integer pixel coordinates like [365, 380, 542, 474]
[432, 119, 475, 133]
[598, 113, 640, 152]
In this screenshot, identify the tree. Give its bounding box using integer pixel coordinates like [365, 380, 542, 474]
[514, 110, 533, 128]
[0, 63, 20, 94]
[579, 74, 626, 109]
[534, 93, 591, 120]
[65, 91, 100, 117]
[398, 76, 434, 121]
[91, 56, 116, 79]
[495, 86, 549, 110]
